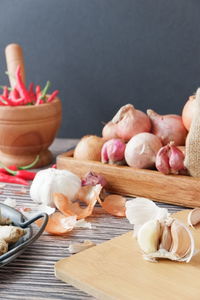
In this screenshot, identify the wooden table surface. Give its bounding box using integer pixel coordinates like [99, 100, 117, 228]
[0, 138, 188, 300]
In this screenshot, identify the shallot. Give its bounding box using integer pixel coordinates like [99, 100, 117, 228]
[74, 135, 105, 161]
[182, 94, 196, 131]
[147, 109, 187, 146]
[102, 104, 151, 141]
[155, 142, 186, 175]
[124, 132, 162, 169]
[101, 138, 126, 164]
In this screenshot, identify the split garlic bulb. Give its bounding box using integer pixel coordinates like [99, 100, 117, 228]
[30, 168, 81, 207]
[126, 198, 195, 263]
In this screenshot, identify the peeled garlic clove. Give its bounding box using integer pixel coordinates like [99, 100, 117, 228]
[159, 224, 172, 251]
[170, 220, 192, 259]
[137, 219, 161, 254]
[188, 208, 200, 227]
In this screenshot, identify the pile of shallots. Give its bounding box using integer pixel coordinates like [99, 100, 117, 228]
[74, 101, 193, 175]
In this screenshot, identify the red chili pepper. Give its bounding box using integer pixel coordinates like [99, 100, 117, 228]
[47, 90, 59, 103]
[15, 66, 31, 104]
[14, 170, 36, 180]
[3, 86, 8, 98]
[0, 165, 36, 180]
[28, 82, 36, 102]
[0, 172, 29, 185]
[9, 88, 20, 102]
[0, 95, 14, 106]
[0, 165, 17, 173]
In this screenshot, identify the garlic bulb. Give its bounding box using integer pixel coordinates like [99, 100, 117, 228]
[126, 198, 195, 263]
[30, 168, 81, 207]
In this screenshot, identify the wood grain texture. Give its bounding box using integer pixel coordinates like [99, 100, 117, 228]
[0, 139, 191, 300]
[0, 99, 61, 167]
[55, 210, 200, 300]
[57, 151, 200, 208]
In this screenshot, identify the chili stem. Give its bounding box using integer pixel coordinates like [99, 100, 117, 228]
[40, 81, 50, 100]
[19, 155, 40, 170]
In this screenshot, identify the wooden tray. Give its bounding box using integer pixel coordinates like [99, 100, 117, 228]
[56, 150, 200, 208]
[55, 210, 200, 300]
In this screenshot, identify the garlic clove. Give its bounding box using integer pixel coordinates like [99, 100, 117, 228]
[155, 145, 170, 174]
[169, 143, 185, 173]
[170, 220, 193, 259]
[188, 208, 200, 227]
[159, 224, 172, 251]
[137, 219, 161, 254]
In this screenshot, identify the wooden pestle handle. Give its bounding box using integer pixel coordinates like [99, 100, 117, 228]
[5, 44, 26, 89]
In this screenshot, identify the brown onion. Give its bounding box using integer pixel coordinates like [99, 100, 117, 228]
[74, 135, 105, 161]
[125, 132, 162, 169]
[147, 109, 187, 146]
[102, 104, 151, 141]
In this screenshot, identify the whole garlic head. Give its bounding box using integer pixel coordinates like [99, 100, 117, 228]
[30, 168, 81, 207]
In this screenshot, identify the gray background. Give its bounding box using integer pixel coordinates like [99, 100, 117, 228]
[0, 0, 199, 138]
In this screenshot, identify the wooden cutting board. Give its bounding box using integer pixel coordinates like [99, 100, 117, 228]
[55, 210, 200, 300]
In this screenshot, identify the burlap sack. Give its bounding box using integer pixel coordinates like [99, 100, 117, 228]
[184, 88, 200, 177]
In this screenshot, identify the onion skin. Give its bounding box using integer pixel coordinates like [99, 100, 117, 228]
[102, 121, 119, 140]
[102, 104, 151, 142]
[74, 135, 105, 161]
[125, 133, 162, 169]
[182, 95, 195, 131]
[147, 109, 188, 146]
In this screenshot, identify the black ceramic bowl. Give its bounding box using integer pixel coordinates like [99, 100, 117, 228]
[0, 203, 48, 267]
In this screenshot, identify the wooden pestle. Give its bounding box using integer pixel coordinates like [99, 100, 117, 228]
[5, 43, 26, 89]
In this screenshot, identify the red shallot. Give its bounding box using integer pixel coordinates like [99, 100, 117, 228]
[101, 138, 126, 164]
[124, 132, 162, 169]
[147, 109, 187, 146]
[102, 104, 151, 141]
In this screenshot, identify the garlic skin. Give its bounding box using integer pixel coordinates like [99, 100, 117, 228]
[125, 198, 169, 234]
[30, 168, 81, 207]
